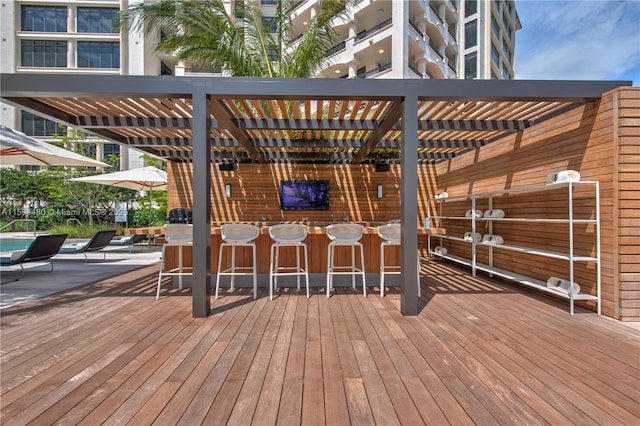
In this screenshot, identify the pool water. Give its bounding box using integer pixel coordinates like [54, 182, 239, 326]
[0, 238, 35, 253]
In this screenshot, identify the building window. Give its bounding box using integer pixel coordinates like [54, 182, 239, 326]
[465, 0, 477, 17]
[21, 6, 67, 32]
[491, 43, 500, 66]
[491, 17, 500, 39]
[465, 20, 477, 48]
[77, 8, 119, 33]
[77, 42, 120, 68]
[21, 40, 67, 67]
[103, 143, 120, 167]
[21, 111, 60, 137]
[464, 52, 477, 79]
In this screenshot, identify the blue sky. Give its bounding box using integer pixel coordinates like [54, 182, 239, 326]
[515, 0, 640, 85]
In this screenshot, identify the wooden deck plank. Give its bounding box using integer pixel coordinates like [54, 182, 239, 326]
[343, 377, 376, 426]
[433, 271, 639, 425]
[1, 262, 638, 426]
[301, 339, 325, 426]
[318, 290, 351, 425]
[1, 293, 181, 422]
[252, 296, 298, 425]
[177, 293, 270, 425]
[347, 293, 424, 425]
[226, 294, 289, 425]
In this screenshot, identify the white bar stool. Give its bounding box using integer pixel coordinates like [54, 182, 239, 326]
[325, 223, 366, 298]
[215, 223, 260, 299]
[157, 224, 193, 300]
[268, 224, 309, 300]
[377, 223, 422, 298]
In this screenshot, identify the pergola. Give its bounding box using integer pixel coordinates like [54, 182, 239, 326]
[0, 74, 628, 317]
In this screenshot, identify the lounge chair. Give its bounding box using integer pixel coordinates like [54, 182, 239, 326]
[0, 234, 68, 278]
[109, 234, 147, 252]
[59, 229, 117, 262]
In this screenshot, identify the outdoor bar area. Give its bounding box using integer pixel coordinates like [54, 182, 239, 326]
[1, 74, 638, 321]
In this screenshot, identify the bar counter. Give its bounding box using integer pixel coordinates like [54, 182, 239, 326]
[128, 223, 445, 274]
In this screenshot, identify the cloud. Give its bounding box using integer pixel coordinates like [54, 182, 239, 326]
[515, 0, 640, 83]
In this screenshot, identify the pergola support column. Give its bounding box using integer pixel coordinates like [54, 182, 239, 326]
[400, 93, 419, 315]
[191, 81, 211, 317]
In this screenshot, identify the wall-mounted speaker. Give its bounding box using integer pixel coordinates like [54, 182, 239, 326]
[375, 163, 390, 172]
[219, 163, 235, 171]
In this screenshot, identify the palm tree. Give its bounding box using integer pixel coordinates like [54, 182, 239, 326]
[119, 0, 350, 78]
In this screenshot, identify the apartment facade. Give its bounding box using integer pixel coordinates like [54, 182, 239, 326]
[0, 0, 155, 170]
[1, 0, 520, 158]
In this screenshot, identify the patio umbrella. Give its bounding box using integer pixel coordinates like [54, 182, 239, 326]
[0, 125, 110, 167]
[70, 166, 168, 226]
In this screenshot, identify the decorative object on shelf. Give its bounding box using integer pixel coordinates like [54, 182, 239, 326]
[483, 209, 505, 218]
[435, 191, 449, 199]
[546, 170, 581, 184]
[465, 209, 483, 218]
[547, 277, 581, 295]
[434, 246, 448, 255]
[482, 234, 504, 245]
[463, 232, 482, 243]
[423, 217, 430, 229]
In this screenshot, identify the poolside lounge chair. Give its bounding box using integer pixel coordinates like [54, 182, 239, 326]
[0, 234, 68, 278]
[109, 234, 147, 252]
[59, 229, 117, 262]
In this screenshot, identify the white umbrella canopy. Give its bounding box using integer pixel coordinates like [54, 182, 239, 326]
[0, 125, 110, 167]
[70, 166, 168, 191]
[70, 166, 168, 226]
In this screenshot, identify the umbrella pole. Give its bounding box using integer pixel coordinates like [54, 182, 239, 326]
[148, 187, 152, 227]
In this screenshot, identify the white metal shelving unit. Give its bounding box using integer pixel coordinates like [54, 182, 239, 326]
[427, 181, 601, 315]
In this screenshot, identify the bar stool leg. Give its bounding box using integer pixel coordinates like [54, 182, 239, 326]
[230, 246, 236, 290]
[274, 244, 280, 291]
[351, 245, 356, 288]
[252, 242, 257, 299]
[417, 252, 422, 298]
[215, 243, 225, 299]
[326, 244, 333, 298]
[303, 243, 310, 298]
[359, 243, 367, 297]
[156, 244, 167, 300]
[296, 245, 301, 290]
[380, 242, 385, 297]
[269, 243, 275, 300]
[177, 245, 183, 290]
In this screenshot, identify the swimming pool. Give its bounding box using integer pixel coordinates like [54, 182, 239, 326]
[0, 237, 35, 253]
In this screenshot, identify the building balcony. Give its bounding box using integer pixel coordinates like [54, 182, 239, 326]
[355, 62, 392, 79]
[354, 18, 392, 42]
[408, 62, 424, 79]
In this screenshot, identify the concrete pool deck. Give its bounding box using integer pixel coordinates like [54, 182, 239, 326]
[0, 245, 162, 309]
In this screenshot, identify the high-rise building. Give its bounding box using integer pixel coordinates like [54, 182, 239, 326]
[1, 0, 520, 160]
[0, 0, 153, 169]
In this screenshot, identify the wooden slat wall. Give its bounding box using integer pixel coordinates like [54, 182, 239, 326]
[167, 163, 439, 254]
[434, 87, 640, 320]
[615, 88, 640, 321]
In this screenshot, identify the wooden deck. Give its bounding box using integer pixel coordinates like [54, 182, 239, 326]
[1, 260, 639, 425]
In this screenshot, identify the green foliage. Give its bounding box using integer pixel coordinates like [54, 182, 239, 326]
[46, 223, 125, 239]
[119, 0, 350, 78]
[0, 127, 163, 231]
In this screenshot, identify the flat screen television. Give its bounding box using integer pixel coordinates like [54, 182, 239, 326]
[280, 179, 329, 210]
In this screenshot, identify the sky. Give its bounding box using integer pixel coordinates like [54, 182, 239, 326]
[514, 0, 640, 86]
